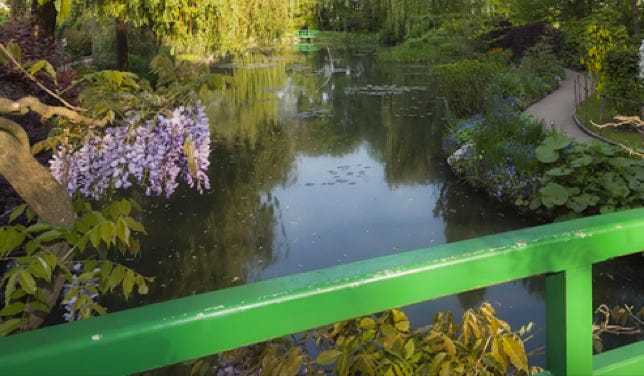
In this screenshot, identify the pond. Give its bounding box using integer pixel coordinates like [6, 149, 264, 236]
[109, 46, 640, 369]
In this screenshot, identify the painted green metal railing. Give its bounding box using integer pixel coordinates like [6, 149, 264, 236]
[1, 209, 643, 375]
[294, 29, 320, 40]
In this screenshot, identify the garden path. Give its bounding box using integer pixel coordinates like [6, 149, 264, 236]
[524, 69, 594, 143]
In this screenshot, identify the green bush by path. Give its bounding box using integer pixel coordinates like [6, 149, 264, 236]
[433, 59, 497, 117]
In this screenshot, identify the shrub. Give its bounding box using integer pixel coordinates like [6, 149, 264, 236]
[604, 46, 643, 116]
[432, 59, 497, 117]
[211, 303, 541, 375]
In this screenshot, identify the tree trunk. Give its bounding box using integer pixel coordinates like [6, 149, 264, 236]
[31, 0, 57, 39]
[632, 0, 640, 35]
[115, 17, 129, 71]
[0, 118, 76, 330]
[0, 119, 75, 228]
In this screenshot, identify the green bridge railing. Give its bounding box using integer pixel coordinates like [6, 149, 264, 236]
[1, 209, 643, 375]
[294, 29, 320, 41]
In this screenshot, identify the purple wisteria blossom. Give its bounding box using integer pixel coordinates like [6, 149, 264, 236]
[50, 104, 211, 199]
[61, 263, 100, 322]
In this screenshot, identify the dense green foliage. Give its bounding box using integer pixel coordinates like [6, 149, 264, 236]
[0, 199, 150, 335]
[200, 303, 540, 375]
[529, 135, 644, 220]
[433, 60, 498, 117]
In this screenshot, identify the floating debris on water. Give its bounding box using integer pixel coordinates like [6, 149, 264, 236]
[346, 84, 427, 96]
[303, 163, 371, 187]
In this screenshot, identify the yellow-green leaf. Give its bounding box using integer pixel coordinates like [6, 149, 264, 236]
[403, 338, 415, 359]
[116, 218, 131, 246]
[428, 352, 447, 375]
[8, 204, 26, 223]
[123, 217, 145, 233]
[18, 270, 37, 295]
[6, 42, 21, 64]
[109, 265, 125, 291]
[122, 269, 135, 300]
[0, 302, 25, 316]
[316, 349, 342, 365]
[359, 317, 376, 330]
[29, 256, 52, 283]
[392, 309, 410, 332]
[501, 335, 528, 371]
[35, 229, 63, 243]
[0, 318, 21, 336]
[27, 60, 46, 76]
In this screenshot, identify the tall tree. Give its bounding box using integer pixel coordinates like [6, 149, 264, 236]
[632, 0, 640, 34]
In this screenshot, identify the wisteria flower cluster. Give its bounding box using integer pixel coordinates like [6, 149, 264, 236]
[62, 263, 100, 322]
[50, 104, 211, 199]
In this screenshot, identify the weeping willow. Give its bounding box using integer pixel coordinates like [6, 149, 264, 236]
[143, 0, 317, 55]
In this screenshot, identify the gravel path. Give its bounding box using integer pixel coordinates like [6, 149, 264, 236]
[524, 68, 594, 143]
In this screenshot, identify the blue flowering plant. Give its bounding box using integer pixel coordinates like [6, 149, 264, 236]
[445, 99, 551, 208]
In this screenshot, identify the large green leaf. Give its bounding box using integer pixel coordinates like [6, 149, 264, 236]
[535, 145, 559, 163]
[570, 154, 593, 168]
[539, 182, 569, 208]
[546, 166, 573, 176]
[543, 134, 571, 150]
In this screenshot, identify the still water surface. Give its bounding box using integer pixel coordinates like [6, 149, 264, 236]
[121, 47, 551, 365]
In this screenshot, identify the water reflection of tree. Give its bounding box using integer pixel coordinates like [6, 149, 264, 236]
[205, 54, 296, 145]
[382, 95, 442, 187]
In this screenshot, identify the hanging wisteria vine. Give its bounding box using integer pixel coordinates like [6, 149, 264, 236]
[50, 103, 211, 199]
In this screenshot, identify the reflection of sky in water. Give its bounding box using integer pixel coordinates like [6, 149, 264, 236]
[259, 143, 446, 280]
[258, 145, 545, 366]
[258, 143, 546, 367]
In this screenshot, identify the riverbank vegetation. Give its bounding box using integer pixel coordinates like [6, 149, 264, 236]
[1, 0, 643, 374]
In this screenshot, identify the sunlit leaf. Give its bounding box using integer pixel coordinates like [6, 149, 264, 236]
[428, 352, 447, 374]
[29, 256, 52, 283]
[123, 217, 145, 233]
[116, 219, 131, 246]
[403, 339, 415, 360]
[27, 60, 46, 76]
[18, 271, 37, 295]
[316, 350, 343, 365]
[109, 265, 125, 292]
[501, 336, 528, 371]
[122, 269, 135, 300]
[359, 317, 376, 330]
[392, 309, 410, 332]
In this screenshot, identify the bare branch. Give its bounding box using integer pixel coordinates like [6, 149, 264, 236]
[0, 97, 107, 127]
[0, 42, 83, 112]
